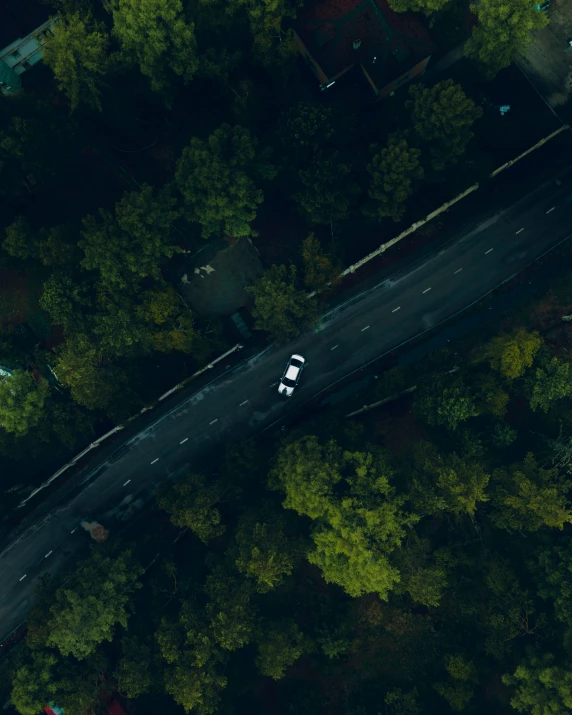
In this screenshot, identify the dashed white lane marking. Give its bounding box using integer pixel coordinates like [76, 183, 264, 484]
[422, 287, 432, 294]
[209, 418, 218, 425]
[485, 248, 494, 255]
[45, 551, 52, 558]
[150, 458, 159, 465]
[180, 437, 189, 444]
[71, 528, 77, 534]
[123, 480, 131, 486]
[516, 228, 524, 234]
[330, 344, 339, 350]
[454, 268, 463, 274]
[361, 325, 370, 332]
[19, 575, 27, 582]
[392, 306, 401, 313]
[239, 400, 248, 406]
[546, 206, 556, 214]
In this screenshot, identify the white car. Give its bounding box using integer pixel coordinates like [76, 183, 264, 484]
[278, 354, 306, 397]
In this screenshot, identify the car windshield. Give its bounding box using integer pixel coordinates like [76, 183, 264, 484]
[282, 377, 296, 387]
[290, 358, 302, 368]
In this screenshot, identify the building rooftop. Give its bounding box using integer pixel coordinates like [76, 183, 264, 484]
[0, 0, 51, 51]
[296, 0, 434, 89]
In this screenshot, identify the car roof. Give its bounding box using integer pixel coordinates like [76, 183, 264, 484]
[285, 365, 300, 380]
[291, 354, 305, 362]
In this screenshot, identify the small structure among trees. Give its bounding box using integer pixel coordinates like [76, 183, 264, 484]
[294, 0, 434, 99]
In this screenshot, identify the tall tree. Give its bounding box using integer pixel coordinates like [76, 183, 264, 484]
[301, 233, 341, 291]
[465, 0, 548, 77]
[526, 357, 572, 412]
[246, 264, 320, 344]
[270, 436, 419, 599]
[157, 471, 228, 543]
[502, 654, 572, 714]
[407, 80, 483, 171]
[0, 370, 49, 437]
[434, 655, 478, 712]
[490, 453, 572, 532]
[176, 124, 275, 240]
[484, 328, 543, 380]
[229, 0, 302, 69]
[43, 13, 111, 111]
[232, 504, 304, 593]
[364, 134, 423, 223]
[388, 0, 450, 12]
[415, 374, 479, 431]
[40, 275, 93, 333]
[110, 0, 199, 93]
[255, 620, 306, 680]
[46, 549, 143, 659]
[80, 185, 183, 289]
[54, 333, 127, 411]
[2, 216, 39, 260]
[295, 150, 359, 225]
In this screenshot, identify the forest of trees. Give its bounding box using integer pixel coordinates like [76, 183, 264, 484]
[0, 0, 567, 713]
[4, 277, 572, 715]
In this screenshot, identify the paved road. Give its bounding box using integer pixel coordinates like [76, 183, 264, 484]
[1, 169, 572, 643]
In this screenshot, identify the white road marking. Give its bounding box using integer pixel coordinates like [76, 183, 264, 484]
[330, 344, 339, 350]
[422, 287, 432, 294]
[19, 575, 27, 582]
[546, 206, 556, 214]
[45, 551, 52, 558]
[180, 437, 189, 444]
[516, 228, 524, 234]
[123, 480, 131, 486]
[392, 306, 401, 313]
[239, 400, 248, 406]
[210, 418, 218, 425]
[150, 458, 159, 465]
[485, 248, 494, 255]
[454, 268, 463, 274]
[361, 325, 370, 332]
[71, 528, 77, 534]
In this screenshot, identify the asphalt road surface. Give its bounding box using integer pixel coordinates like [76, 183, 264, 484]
[1, 168, 572, 643]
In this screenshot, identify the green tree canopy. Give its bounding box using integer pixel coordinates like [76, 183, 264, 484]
[2, 216, 39, 260]
[295, 150, 359, 225]
[490, 453, 572, 532]
[415, 374, 479, 430]
[277, 102, 338, 167]
[54, 333, 127, 412]
[255, 620, 306, 680]
[157, 471, 228, 543]
[484, 328, 543, 380]
[176, 123, 275, 240]
[246, 264, 319, 344]
[502, 653, 572, 714]
[115, 636, 155, 699]
[46, 549, 143, 659]
[80, 184, 183, 289]
[110, 0, 199, 93]
[434, 654, 478, 712]
[364, 134, 423, 223]
[43, 13, 111, 111]
[407, 80, 483, 171]
[301, 233, 341, 291]
[465, 0, 549, 77]
[0, 370, 49, 437]
[388, 0, 450, 13]
[204, 568, 257, 651]
[40, 275, 93, 333]
[270, 436, 419, 599]
[229, 0, 302, 68]
[232, 504, 304, 593]
[526, 357, 572, 412]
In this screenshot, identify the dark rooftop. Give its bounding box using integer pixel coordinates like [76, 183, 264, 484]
[296, 0, 434, 89]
